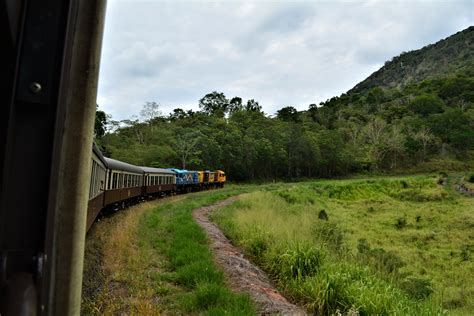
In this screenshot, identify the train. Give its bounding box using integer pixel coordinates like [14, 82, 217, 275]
[86, 144, 226, 230]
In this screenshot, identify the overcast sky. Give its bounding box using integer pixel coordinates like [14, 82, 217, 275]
[97, 0, 473, 120]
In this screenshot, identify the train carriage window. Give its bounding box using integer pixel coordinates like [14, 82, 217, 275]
[111, 172, 117, 189]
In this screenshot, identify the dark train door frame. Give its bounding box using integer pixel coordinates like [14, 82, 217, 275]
[0, 1, 107, 315]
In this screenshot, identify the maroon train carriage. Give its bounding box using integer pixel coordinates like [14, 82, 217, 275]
[86, 144, 108, 230]
[103, 157, 144, 209]
[141, 167, 177, 196]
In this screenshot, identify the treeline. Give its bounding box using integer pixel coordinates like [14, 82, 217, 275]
[96, 73, 474, 181]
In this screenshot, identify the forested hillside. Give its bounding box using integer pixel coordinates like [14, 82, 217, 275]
[96, 27, 474, 181]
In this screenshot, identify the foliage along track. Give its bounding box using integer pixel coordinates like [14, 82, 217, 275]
[193, 196, 306, 315]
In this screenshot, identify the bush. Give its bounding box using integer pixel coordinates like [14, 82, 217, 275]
[460, 244, 471, 261]
[357, 239, 371, 254]
[313, 222, 345, 251]
[357, 247, 405, 274]
[395, 217, 407, 229]
[400, 277, 433, 299]
[369, 248, 405, 274]
[391, 188, 447, 202]
[469, 174, 474, 183]
[318, 209, 329, 221]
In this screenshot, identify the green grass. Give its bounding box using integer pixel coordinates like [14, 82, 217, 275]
[82, 185, 258, 315]
[212, 174, 474, 315]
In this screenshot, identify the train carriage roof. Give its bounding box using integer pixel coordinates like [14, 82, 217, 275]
[104, 157, 144, 174]
[92, 143, 108, 167]
[141, 167, 175, 175]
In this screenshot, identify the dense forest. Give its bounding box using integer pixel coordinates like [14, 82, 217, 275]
[96, 27, 474, 181]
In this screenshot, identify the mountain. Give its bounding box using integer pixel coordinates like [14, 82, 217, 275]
[348, 26, 474, 95]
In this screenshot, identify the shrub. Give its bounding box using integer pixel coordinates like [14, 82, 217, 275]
[313, 222, 345, 251]
[357, 239, 371, 254]
[460, 244, 471, 261]
[391, 188, 447, 202]
[395, 217, 407, 229]
[468, 174, 474, 183]
[369, 248, 405, 274]
[318, 209, 329, 221]
[400, 277, 433, 300]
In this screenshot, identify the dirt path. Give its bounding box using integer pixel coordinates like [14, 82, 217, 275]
[193, 196, 307, 315]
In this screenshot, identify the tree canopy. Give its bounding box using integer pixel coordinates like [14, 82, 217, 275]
[96, 72, 474, 181]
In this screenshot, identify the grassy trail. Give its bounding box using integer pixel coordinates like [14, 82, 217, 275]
[82, 186, 258, 315]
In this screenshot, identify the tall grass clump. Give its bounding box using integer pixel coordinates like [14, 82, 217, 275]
[264, 241, 325, 282]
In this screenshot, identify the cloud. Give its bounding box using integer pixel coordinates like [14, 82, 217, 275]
[97, 0, 473, 120]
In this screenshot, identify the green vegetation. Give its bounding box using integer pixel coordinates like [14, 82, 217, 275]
[349, 26, 474, 94]
[94, 27, 473, 181]
[212, 175, 474, 315]
[82, 186, 257, 315]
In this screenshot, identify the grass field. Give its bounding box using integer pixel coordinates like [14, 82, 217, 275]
[212, 174, 474, 315]
[82, 185, 258, 315]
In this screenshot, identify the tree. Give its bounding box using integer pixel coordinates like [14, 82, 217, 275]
[408, 94, 444, 117]
[175, 130, 203, 169]
[94, 109, 107, 138]
[199, 91, 229, 117]
[364, 118, 388, 169]
[276, 106, 299, 122]
[245, 99, 262, 112]
[140, 101, 162, 122]
[228, 97, 243, 113]
[414, 128, 434, 162]
[168, 108, 188, 121]
[428, 108, 474, 152]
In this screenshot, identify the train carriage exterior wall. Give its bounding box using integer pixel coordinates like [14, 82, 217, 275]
[86, 146, 226, 232]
